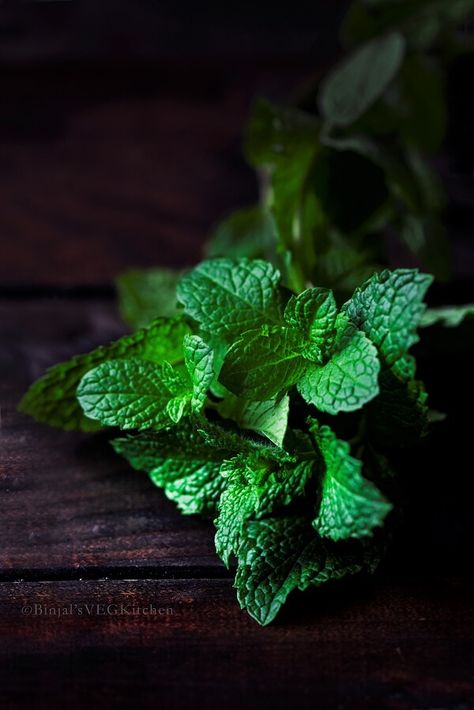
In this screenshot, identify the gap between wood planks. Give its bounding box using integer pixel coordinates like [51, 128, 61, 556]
[0, 566, 233, 584]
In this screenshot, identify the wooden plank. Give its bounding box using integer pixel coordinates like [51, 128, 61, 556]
[0, 299, 222, 574]
[0, 577, 472, 709]
[0, 0, 349, 287]
[0, 82, 255, 286]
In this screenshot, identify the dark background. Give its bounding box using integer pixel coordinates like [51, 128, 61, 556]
[0, 2, 473, 709]
[0, 0, 353, 286]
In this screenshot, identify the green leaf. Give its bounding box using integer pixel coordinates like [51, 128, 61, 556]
[18, 317, 191, 431]
[205, 205, 277, 261]
[112, 423, 228, 515]
[235, 517, 373, 625]
[216, 454, 313, 566]
[217, 394, 290, 447]
[77, 359, 192, 431]
[284, 287, 337, 361]
[420, 304, 474, 328]
[310, 423, 391, 541]
[183, 335, 215, 411]
[342, 268, 432, 366]
[176, 258, 283, 341]
[318, 32, 406, 127]
[220, 325, 307, 401]
[298, 321, 380, 414]
[116, 268, 183, 329]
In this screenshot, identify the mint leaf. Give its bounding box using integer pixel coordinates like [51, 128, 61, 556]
[310, 422, 391, 541]
[318, 32, 406, 127]
[217, 394, 290, 447]
[116, 268, 183, 329]
[18, 317, 191, 431]
[235, 517, 373, 625]
[298, 320, 380, 414]
[221, 284, 381, 412]
[420, 304, 474, 328]
[216, 453, 313, 566]
[183, 335, 215, 411]
[77, 359, 192, 431]
[177, 258, 283, 341]
[342, 269, 432, 366]
[284, 287, 337, 361]
[112, 423, 228, 515]
[220, 325, 307, 400]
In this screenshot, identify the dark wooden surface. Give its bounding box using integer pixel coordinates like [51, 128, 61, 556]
[0, 1, 351, 288]
[1, 578, 472, 710]
[1, 3, 473, 708]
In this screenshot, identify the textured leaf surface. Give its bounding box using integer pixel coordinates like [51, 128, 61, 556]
[177, 258, 283, 340]
[217, 394, 290, 447]
[112, 424, 228, 515]
[298, 325, 380, 414]
[77, 359, 191, 431]
[311, 424, 391, 541]
[235, 517, 371, 625]
[18, 317, 191, 431]
[220, 326, 307, 400]
[183, 335, 215, 411]
[284, 288, 337, 361]
[319, 32, 405, 127]
[116, 268, 183, 328]
[342, 269, 432, 366]
[216, 454, 313, 566]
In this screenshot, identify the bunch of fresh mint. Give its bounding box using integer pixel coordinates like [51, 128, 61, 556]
[19, 260, 473, 624]
[204, 0, 474, 295]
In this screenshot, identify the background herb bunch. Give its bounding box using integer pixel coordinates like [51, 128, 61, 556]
[205, 0, 474, 295]
[20, 259, 472, 625]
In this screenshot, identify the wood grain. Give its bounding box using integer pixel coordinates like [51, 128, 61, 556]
[0, 81, 255, 286]
[0, 577, 472, 710]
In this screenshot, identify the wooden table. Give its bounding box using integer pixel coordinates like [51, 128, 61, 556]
[1, 3, 473, 707]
